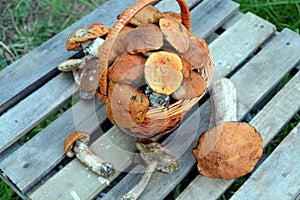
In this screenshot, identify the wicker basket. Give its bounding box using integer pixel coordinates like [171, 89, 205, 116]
[96, 0, 215, 138]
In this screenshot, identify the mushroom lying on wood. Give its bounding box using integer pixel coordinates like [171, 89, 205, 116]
[192, 78, 263, 179]
[122, 139, 178, 200]
[64, 131, 115, 178]
[66, 23, 109, 52]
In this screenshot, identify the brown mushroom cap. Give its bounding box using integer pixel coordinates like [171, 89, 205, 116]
[159, 18, 190, 54]
[181, 36, 210, 69]
[108, 53, 146, 86]
[192, 122, 263, 179]
[66, 23, 110, 51]
[79, 57, 99, 92]
[106, 82, 150, 128]
[64, 131, 90, 157]
[125, 23, 164, 54]
[129, 5, 161, 26]
[172, 71, 207, 100]
[136, 139, 178, 173]
[161, 11, 182, 24]
[144, 51, 183, 95]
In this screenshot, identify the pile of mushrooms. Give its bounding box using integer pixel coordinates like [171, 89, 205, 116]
[192, 78, 263, 179]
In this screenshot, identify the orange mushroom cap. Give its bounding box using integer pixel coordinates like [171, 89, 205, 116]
[192, 122, 263, 179]
[129, 5, 161, 26]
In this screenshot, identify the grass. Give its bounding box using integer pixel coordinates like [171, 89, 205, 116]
[0, 0, 299, 199]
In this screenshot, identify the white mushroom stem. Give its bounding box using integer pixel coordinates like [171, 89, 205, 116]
[122, 160, 159, 200]
[74, 141, 115, 178]
[209, 78, 237, 128]
[72, 70, 81, 86]
[83, 37, 104, 57]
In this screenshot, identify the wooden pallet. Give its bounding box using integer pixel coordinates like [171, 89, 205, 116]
[0, 0, 299, 199]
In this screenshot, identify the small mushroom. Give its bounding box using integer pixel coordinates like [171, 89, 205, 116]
[129, 5, 161, 26]
[144, 51, 183, 95]
[64, 131, 115, 178]
[172, 71, 207, 100]
[66, 23, 109, 51]
[125, 23, 164, 54]
[57, 58, 85, 85]
[108, 52, 147, 86]
[122, 139, 178, 200]
[159, 18, 190, 54]
[192, 78, 263, 179]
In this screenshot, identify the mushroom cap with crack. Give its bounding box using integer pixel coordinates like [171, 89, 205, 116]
[129, 5, 161, 26]
[136, 139, 178, 173]
[159, 18, 190, 54]
[192, 122, 263, 179]
[66, 23, 110, 51]
[64, 131, 90, 157]
[108, 52, 146, 86]
[144, 51, 183, 95]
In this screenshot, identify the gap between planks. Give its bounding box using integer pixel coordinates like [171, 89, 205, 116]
[28, 11, 281, 200]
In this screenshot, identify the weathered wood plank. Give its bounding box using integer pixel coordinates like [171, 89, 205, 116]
[176, 70, 300, 200]
[91, 13, 281, 200]
[100, 29, 300, 200]
[0, 0, 145, 114]
[27, 1, 240, 199]
[0, 99, 105, 192]
[190, 0, 239, 38]
[0, 73, 75, 154]
[231, 87, 300, 200]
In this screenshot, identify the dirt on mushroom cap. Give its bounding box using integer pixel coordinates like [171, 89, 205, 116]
[144, 51, 183, 95]
[192, 122, 263, 179]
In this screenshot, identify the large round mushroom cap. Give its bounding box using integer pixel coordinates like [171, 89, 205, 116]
[79, 57, 99, 92]
[129, 5, 161, 26]
[144, 51, 183, 95]
[64, 131, 90, 157]
[192, 122, 263, 179]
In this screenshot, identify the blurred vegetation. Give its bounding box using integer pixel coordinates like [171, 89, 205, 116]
[0, 0, 299, 199]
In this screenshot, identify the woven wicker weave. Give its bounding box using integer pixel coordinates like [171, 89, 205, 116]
[97, 0, 215, 138]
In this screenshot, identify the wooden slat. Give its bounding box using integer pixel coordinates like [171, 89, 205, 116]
[89, 13, 280, 200]
[0, 73, 75, 153]
[231, 126, 300, 200]
[0, 0, 146, 114]
[176, 30, 300, 200]
[28, 1, 239, 199]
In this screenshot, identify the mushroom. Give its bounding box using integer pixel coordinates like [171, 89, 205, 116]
[64, 131, 115, 178]
[159, 18, 190, 54]
[161, 11, 182, 24]
[66, 23, 109, 54]
[192, 78, 263, 179]
[108, 52, 147, 86]
[57, 58, 85, 85]
[181, 36, 210, 69]
[144, 51, 183, 95]
[106, 82, 150, 128]
[125, 23, 164, 54]
[129, 5, 161, 26]
[172, 71, 207, 100]
[122, 139, 178, 200]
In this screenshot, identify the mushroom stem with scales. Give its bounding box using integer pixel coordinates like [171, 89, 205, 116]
[192, 78, 263, 179]
[122, 139, 178, 200]
[64, 131, 115, 178]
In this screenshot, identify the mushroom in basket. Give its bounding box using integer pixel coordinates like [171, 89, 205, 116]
[192, 78, 263, 179]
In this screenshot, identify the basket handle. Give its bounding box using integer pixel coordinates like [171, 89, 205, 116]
[97, 0, 191, 103]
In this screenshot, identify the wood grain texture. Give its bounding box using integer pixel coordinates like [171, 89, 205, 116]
[0, 0, 141, 114]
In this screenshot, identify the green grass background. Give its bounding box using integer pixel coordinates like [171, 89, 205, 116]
[0, 0, 299, 199]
